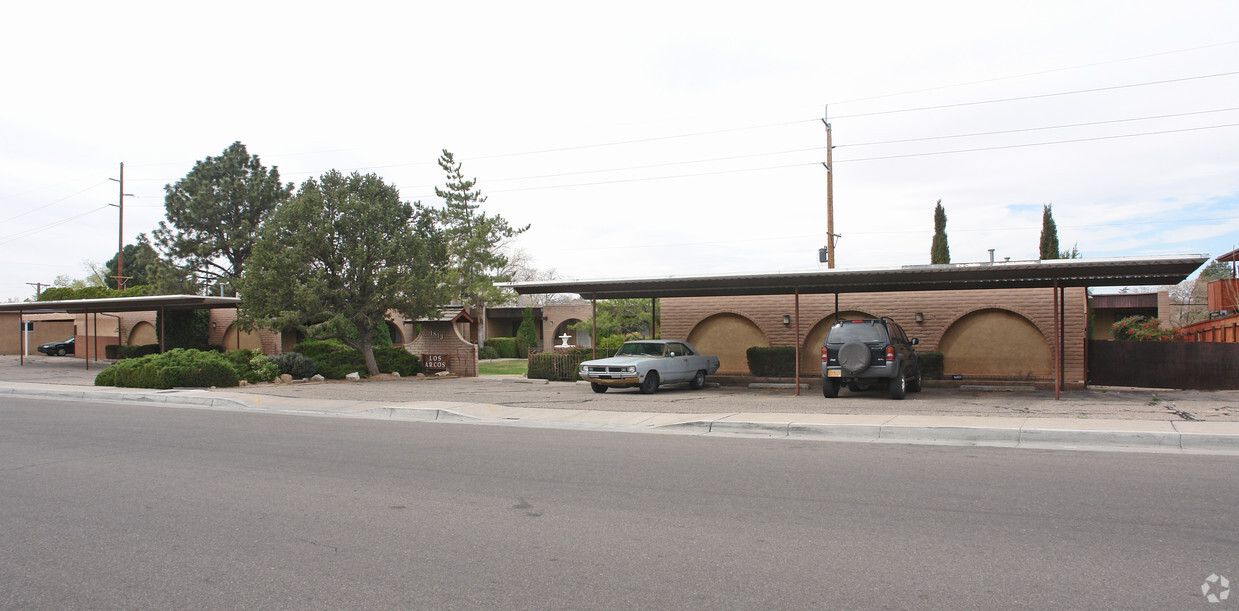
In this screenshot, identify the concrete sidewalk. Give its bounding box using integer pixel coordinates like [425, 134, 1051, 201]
[3, 377, 1239, 455]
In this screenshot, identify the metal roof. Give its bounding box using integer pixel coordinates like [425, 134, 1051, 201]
[502, 255, 1208, 300]
[0, 295, 241, 315]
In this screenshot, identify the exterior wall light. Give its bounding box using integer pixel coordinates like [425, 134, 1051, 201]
[914, 312, 924, 324]
[782, 314, 791, 325]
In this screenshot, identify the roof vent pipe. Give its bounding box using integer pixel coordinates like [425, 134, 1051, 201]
[988, 249, 995, 263]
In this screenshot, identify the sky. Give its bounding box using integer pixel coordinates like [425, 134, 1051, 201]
[2, 1, 1238, 302]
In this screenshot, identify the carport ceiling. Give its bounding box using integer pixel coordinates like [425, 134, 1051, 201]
[0, 295, 241, 314]
[503, 255, 1208, 299]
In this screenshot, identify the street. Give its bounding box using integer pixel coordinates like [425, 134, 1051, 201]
[1, 397, 1236, 609]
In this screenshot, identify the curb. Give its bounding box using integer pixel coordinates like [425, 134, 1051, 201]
[6, 386, 1239, 454]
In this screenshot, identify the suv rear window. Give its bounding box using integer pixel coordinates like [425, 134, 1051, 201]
[826, 322, 887, 344]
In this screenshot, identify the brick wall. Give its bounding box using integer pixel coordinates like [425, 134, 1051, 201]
[406, 320, 478, 377]
[660, 287, 1088, 387]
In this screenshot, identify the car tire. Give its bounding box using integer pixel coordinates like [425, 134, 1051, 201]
[889, 371, 906, 400]
[823, 378, 840, 398]
[838, 341, 871, 374]
[908, 368, 923, 393]
[590, 382, 608, 394]
[689, 370, 706, 390]
[639, 370, 660, 394]
[56, 348, 66, 356]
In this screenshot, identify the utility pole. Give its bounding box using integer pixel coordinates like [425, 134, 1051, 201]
[820, 106, 839, 268]
[26, 282, 49, 297]
[108, 163, 133, 290]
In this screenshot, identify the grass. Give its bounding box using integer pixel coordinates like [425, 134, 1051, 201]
[478, 359, 528, 376]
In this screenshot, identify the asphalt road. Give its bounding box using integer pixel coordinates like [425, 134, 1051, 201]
[2, 397, 1236, 609]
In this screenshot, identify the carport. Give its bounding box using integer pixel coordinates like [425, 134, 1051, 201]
[503, 255, 1207, 398]
[0, 295, 242, 370]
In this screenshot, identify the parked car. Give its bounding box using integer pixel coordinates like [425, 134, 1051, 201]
[38, 336, 75, 357]
[821, 317, 921, 400]
[579, 340, 720, 394]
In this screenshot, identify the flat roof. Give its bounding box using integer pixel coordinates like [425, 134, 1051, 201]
[0, 295, 241, 315]
[502, 255, 1208, 299]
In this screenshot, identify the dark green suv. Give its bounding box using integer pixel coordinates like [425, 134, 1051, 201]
[821, 317, 922, 400]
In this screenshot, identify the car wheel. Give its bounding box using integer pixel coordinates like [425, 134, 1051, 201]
[908, 368, 923, 393]
[689, 370, 706, 390]
[823, 378, 840, 398]
[590, 382, 608, 394]
[56, 348, 66, 356]
[889, 372, 906, 400]
[838, 341, 871, 374]
[639, 370, 660, 394]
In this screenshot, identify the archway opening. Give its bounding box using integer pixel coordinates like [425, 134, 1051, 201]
[128, 321, 157, 347]
[222, 323, 263, 352]
[939, 308, 1051, 378]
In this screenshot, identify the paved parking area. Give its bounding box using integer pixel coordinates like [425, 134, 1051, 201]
[8, 355, 1236, 422]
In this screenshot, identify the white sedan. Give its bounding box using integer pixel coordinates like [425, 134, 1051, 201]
[579, 340, 720, 394]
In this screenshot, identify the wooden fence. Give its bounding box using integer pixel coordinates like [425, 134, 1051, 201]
[1088, 340, 1239, 390]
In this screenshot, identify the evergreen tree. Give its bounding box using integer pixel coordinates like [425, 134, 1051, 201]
[434, 150, 529, 343]
[930, 199, 950, 264]
[1040, 204, 1061, 260]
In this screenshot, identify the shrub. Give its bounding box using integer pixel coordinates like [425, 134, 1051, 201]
[93, 348, 239, 389]
[220, 349, 278, 383]
[528, 350, 590, 381]
[478, 345, 501, 360]
[269, 351, 318, 379]
[517, 308, 538, 355]
[486, 337, 519, 358]
[746, 346, 796, 377]
[597, 335, 628, 354]
[373, 345, 423, 376]
[1113, 315, 1175, 341]
[157, 309, 210, 349]
[106, 343, 161, 360]
[294, 339, 367, 379]
[919, 352, 944, 379]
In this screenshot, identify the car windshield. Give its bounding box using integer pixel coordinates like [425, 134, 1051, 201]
[615, 342, 665, 357]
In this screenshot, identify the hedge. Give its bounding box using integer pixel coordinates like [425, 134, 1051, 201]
[919, 352, 944, 379]
[293, 339, 423, 379]
[528, 348, 593, 381]
[105, 343, 162, 360]
[94, 348, 239, 389]
[746, 346, 796, 377]
[486, 337, 519, 358]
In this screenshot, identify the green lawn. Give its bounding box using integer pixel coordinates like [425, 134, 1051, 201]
[478, 359, 528, 376]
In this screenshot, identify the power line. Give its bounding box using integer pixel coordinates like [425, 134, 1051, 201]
[830, 70, 1239, 119]
[834, 107, 1239, 149]
[836, 122, 1239, 164]
[0, 206, 112, 247]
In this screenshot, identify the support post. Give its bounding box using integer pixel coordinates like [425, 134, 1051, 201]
[1053, 281, 1060, 400]
[794, 286, 801, 396]
[591, 295, 597, 360]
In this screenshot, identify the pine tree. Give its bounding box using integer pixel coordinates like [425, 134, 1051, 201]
[930, 199, 950, 264]
[1040, 204, 1061, 260]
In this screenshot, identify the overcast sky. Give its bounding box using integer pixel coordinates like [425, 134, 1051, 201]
[2, 1, 1237, 301]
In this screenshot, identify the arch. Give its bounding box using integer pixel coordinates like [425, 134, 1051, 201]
[687, 312, 768, 374]
[552, 318, 588, 348]
[128, 321, 157, 347]
[800, 310, 873, 375]
[939, 308, 1051, 377]
[386, 320, 405, 346]
[221, 323, 263, 352]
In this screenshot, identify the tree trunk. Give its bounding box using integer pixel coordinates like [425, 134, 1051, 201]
[360, 330, 380, 377]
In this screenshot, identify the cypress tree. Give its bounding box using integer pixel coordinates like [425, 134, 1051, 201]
[1040, 204, 1060, 260]
[930, 199, 950, 264]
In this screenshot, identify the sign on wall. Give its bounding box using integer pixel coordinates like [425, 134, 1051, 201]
[423, 354, 449, 370]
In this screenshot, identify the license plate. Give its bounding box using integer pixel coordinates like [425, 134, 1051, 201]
[827, 368, 841, 378]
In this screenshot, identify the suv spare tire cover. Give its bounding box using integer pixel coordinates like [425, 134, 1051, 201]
[838, 341, 871, 374]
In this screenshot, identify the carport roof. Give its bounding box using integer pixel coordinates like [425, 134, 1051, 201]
[0, 294, 241, 315]
[502, 255, 1208, 299]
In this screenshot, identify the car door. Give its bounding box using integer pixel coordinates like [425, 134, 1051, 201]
[663, 342, 693, 382]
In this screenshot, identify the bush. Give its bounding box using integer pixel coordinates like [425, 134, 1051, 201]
[919, 352, 944, 379]
[93, 348, 239, 389]
[486, 337, 519, 358]
[106, 343, 161, 360]
[478, 345, 501, 360]
[528, 350, 591, 381]
[746, 346, 796, 377]
[220, 349, 278, 383]
[270, 351, 318, 379]
[373, 345, 423, 376]
[1113, 315, 1175, 341]
[517, 308, 538, 355]
[293, 340, 422, 379]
